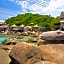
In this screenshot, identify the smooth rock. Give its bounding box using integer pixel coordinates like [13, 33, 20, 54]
[39, 30, 64, 41]
[35, 61, 57, 64]
[0, 49, 10, 64]
[9, 42, 41, 64]
[39, 44, 64, 64]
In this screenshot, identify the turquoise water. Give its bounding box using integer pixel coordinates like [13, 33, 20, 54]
[0, 35, 9, 44]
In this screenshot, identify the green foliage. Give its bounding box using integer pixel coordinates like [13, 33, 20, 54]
[5, 13, 60, 30]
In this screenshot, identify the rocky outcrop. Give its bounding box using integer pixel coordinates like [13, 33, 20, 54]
[39, 44, 64, 64]
[3, 38, 16, 45]
[35, 61, 57, 64]
[0, 45, 14, 54]
[39, 30, 64, 41]
[37, 39, 50, 45]
[0, 48, 10, 64]
[9, 42, 41, 64]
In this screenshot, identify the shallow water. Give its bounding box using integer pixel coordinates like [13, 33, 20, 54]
[0, 35, 9, 44]
[14, 36, 33, 42]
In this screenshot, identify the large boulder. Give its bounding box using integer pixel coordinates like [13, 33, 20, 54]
[35, 61, 57, 64]
[9, 42, 41, 64]
[39, 30, 64, 41]
[0, 45, 14, 54]
[0, 48, 10, 64]
[39, 44, 64, 64]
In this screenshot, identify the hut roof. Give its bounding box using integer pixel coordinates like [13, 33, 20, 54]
[60, 20, 64, 23]
[26, 26, 32, 28]
[19, 24, 25, 27]
[0, 25, 8, 28]
[60, 12, 64, 18]
[12, 28, 19, 30]
[33, 24, 39, 27]
[11, 24, 17, 27]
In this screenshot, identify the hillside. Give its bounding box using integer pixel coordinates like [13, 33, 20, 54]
[5, 13, 61, 30]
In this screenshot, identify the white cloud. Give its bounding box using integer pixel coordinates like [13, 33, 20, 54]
[10, 0, 64, 17]
[0, 20, 5, 22]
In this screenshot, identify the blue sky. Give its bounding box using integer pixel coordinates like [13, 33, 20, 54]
[0, 0, 64, 21]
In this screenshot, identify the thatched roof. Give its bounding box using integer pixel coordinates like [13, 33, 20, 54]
[12, 28, 19, 30]
[3, 25, 8, 28]
[60, 11, 64, 18]
[0, 25, 8, 28]
[19, 24, 25, 27]
[11, 24, 17, 27]
[33, 24, 39, 27]
[60, 20, 64, 23]
[26, 26, 32, 28]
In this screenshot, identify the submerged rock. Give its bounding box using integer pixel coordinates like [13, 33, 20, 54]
[9, 42, 41, 64]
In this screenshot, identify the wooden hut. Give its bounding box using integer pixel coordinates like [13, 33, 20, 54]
[60, 11, 64, 19]
[54, 22, 60, 30]
[11, 24, 17, 28]
[33, 25, 39, 32]
[24, 26, 32, 32]
[60, 20, 64, 31]
[18, 24, 25, 32]
[10, 24, 18, 32]
[52, 12, 64, 31]
[0, 22, 8, 32]
[60, 12, 64, 31]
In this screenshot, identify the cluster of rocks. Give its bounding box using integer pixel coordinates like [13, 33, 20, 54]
[0, 45, 14, 64]
[1, 30, 64, 64]
[9, 41, 64, 64]
[39, 30, 64, 41]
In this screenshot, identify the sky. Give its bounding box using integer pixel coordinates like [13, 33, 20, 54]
[0, 0, 64, 21]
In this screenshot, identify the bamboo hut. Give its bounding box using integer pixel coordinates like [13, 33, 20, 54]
[11, 24, 17, 28]
[18, 24, 25, 32]
[24, 26, 32, 32]
[60, 11, 64, 19]
[54, 22, 60, 30]
[33, 24, 39, 32]
[60, 12, 64, 31]
[60, 20, 64, 30]
[10, 24, 18, 32]
[0, 22, 8, 32]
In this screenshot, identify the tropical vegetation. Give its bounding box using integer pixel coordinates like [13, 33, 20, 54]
[5, 13, 61, 30]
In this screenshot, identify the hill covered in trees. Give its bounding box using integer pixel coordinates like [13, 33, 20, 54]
[5, 13, 61, 30]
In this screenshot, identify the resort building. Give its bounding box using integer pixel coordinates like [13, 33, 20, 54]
[60, 11, 64, 31]
[18, 24, 25, 32]
[54, 11, 64, 31]
[33, 25, 43, 32]
[24, 26, 32, 32]
[10, 24, 18, 32]
[54, 22, 60, 30]
[0, 22, 8, 32]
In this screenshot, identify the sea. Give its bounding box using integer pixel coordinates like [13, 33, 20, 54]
[0, 35, 9, 44]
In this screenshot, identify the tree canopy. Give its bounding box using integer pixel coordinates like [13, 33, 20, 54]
[5, 13, 61, 30]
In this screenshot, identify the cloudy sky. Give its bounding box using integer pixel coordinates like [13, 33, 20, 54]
[0, 0, 64, 21]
